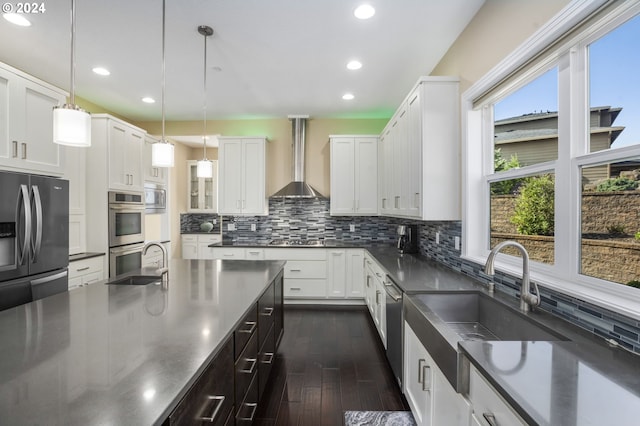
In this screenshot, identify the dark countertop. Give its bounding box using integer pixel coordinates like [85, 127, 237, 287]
[0, 259, 285, 425]
[68, 252, 105, 262]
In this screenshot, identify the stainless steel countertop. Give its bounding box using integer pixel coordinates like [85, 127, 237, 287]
[0, 259, 285, 425]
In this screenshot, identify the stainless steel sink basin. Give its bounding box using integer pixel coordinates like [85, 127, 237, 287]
[413, 292, 566, 341]
[106, 275, 161, 286]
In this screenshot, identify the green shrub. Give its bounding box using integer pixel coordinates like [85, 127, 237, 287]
[596, 177, 639, 192]
[635, 231, 640, 241]
[491, 149, 523, 195]
[628, 280, 640, 289]
[510, 175, 555, 236]
[607, 224, 626, 235]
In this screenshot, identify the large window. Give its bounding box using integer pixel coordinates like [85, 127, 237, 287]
[463, 1, 640, 317]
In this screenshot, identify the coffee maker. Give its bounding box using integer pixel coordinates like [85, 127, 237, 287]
[396, 225, 418, 254]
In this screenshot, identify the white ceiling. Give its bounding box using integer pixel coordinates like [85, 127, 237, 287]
[0, 0, 484, 122]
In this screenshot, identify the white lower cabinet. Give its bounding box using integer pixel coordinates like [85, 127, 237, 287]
[181, 234, 222, 259]
[68, 256, 105, 290]
[404, 322, 471, 426]
[364, 253, 387, 345]
[210, 247, 247, 260]
[467, 365, 526, 426]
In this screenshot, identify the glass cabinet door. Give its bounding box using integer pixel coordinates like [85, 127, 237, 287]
[187, 160, 218, 212]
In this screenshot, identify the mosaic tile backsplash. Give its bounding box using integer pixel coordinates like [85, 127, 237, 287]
[181, 200, 640, 354]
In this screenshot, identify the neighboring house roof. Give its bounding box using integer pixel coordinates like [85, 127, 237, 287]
[495, 126, 625, 145]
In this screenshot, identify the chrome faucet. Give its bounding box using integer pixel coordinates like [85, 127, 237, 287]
[143, 241, 169, 285]
[484, 241, 540, 312]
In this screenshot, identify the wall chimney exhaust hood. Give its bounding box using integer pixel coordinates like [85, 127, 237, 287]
[271, 115, 326, 199]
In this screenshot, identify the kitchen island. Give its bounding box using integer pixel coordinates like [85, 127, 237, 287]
[0, 259, 285, 425]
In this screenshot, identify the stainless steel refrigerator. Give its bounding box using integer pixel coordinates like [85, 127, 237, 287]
[0, 171, 69, 311]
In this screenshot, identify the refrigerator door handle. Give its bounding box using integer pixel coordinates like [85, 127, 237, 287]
[31, 185, 43, 261]
[31, 269, 68, 286]
[16, 184, 31, 265]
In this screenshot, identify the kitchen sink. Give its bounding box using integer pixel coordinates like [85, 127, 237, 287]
[412, 292, 566, 342]
[106, 275, 162, 286]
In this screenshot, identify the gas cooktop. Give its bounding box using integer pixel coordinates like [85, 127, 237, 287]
[268, 239, 325, 247]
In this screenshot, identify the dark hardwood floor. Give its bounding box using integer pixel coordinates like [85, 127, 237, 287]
[254, 306, 410, 425]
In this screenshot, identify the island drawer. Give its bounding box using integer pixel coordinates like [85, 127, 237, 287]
[234, 305, 257, 356]
[235, 331, 258, 414]
[258, 322, 275, 398]
[236, 372, 259, 425]
[168, 337, 234, 425]
[258, 281, 275, 348]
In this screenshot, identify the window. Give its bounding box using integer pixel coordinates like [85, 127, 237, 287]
[463, 1, 640, 317]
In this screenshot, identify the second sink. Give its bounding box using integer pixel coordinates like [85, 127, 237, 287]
[413, 292, 566, 342]
[106, 275, 162, 286]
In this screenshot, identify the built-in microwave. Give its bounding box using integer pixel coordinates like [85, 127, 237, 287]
[144, 183, 167, 213]
[108, 191, 145, 248]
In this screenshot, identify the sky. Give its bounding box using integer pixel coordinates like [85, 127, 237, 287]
[494, 13, 640, 148]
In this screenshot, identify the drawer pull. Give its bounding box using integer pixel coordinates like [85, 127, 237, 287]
[418, 359, 426, 383]
[239, 321, 257, 334]
[261, 307, 274, 316]
[248, 251, 260, 254]
[261, 352, 274, 365]
[421, 365, 431, 392]
[290, 287, 301, 291]
[237, 402, 258, 422]
[199, 395, 225, 422]
[12, 140, 18, 158]
[76, 266, 90, 272]
[289, 268, 302, 272]
[482, 412, 498, 426]
[223, 254, 235, 257]
[239, 358, 257, 374]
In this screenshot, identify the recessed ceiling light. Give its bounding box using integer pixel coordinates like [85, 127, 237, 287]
[342, 93, 355, 101]
[3, 13, 31, 26]
[142, 97, 156, 104]
[354, 4, 375, 20]
[92, 67, 110, 76]
[347, 60, 362, 70]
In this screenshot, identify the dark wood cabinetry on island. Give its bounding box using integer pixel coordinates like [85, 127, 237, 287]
[165, 269, 284, 425]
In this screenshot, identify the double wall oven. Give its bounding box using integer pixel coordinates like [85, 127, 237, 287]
[108, 191, 145, 277]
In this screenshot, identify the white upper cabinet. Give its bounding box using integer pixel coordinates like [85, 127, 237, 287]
[218, 137, 267, 216]
[105, 118, 144, 192]
[330, 135, 378, 215]
[0, 64, 66, 176]
[187, 159, 218, 212]
[379, 77, 460, 220]
[143, 135, 167, 185]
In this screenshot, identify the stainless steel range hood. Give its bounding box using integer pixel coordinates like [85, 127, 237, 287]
[271, 115, 326, 199]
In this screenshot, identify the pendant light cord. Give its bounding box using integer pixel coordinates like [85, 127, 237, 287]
[70, 0, 76, 105]
[161, 0, 166, 143]
[202, 27, 208, 160]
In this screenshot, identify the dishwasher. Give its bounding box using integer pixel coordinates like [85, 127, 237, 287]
[383, 275, 403, 388]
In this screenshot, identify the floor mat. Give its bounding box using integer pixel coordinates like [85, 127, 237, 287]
[344, 411, 417, 426]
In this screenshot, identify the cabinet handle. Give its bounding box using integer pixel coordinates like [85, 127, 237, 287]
[418, 359, 426, 383]
[375, 272, 382, 278]
[375, 290, 381, 305]
[289, 268, 301, 272]
[261, 352, 274, 365]
[223, 254, 235, 257]
[239, 358, 257, 374]
[76, 266, 90, 272]
[12, 141, 18, 158]
[239, 321, 257, 334]
[261, 307, 274, 317]
[394, 195, 400, 208]
[21, 142, 27, 159]
[237, 402, 258, 422]
[482, 413, 498, 426]
[199, 395, 225, 422]
[422, 365, 431, 391]
[414, 192, 420, 208]
[366, 276, 371, 288]
[248, 251, 261, 255]
[290, 287, 301, 291]
[382, 198, 386, 208]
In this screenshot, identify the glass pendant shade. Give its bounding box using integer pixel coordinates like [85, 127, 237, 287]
[196, 158, 213, 178]
[53, 105, 91, 146]
[152, 142, 174, 167]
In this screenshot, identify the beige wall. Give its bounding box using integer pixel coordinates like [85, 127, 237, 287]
[430, 0, 571, 93]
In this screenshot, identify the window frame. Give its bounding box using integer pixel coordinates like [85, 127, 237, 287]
[462, 0, 640, 320]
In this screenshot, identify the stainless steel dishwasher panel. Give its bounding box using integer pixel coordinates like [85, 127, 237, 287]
[384, 276, 403, 388]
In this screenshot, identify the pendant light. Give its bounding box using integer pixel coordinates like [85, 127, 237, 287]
[152, 0, 175, 167]
[53, 0, 91, 147]
[196, 25, 214, 178]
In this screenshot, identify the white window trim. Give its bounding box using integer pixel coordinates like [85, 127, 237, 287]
[462, 0, 640, 320]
